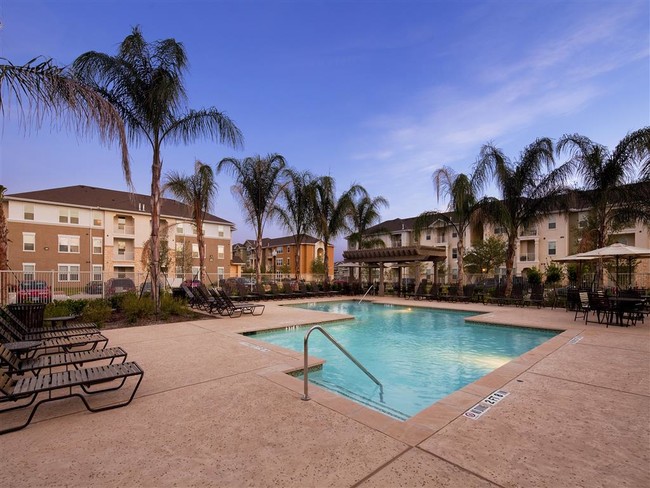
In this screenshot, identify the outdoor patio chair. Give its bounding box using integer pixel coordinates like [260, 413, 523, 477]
[0, 361, 144, 435]
[0, 322, 109, 359]
[216, 289, 265, 316]
[405, 281, 427, 300]
[574, 291, 590, 322]
[0, 343, 127, 376]
[181, 284, 202, 308]
[526, 284, 545, 308]
[269, 282, 292, 299]
[0, 306, 97, 334]
[0, 315, 99, 342]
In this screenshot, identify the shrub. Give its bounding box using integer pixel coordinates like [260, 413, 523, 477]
[121, 294, 155, 323]
[45, 299, 88, 318]
[82, 299, 113, 325]
[527, 267, 543, 286]
[159, 294, 189, 320]
[545, 263, 564, 286]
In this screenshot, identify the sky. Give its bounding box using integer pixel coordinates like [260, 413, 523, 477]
[1, 0, 649, 260]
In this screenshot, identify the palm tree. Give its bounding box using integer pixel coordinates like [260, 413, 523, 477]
[476, 138, 572, 296]
[414, 166, 486, 289]
[275, 169, 316, 280]
[0, 57, 130, 180]
[0, 186, 8, 305]
[311, 176, 362, 283]
[557, 127, 650, 286]
[347, 191, 389, 250]
[73, 27, 242, 310]
[165, 161, 217, 283]
[347, 190, 389, 285]
[217, 154, 288, 283]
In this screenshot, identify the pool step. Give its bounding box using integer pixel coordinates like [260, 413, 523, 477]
[311, 378, 409, 421]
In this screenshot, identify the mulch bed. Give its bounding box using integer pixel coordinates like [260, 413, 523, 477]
[99, 310, 213, 330]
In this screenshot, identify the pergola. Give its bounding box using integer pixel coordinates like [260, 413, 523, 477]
[342, 246, 447, 296]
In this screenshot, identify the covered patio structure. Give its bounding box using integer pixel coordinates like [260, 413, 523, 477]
[342, 245, 447, 296]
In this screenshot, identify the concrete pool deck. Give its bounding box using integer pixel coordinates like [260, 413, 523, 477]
[2, 297, 649, 487]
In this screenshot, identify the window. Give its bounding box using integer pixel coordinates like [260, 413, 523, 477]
[548, 220, 556, 230]
[117, 241, 126, 255]
[92, 265, 103, 281]
[276, 246, 283, 254]
[217, 225, 225, 237]
[58, 264, 80, 282]
[23, 263, 35, 281]
[191, 266, 200, 279]
[175, 242, 184, 258]
[192, 243, 199, 258]
[452, 231, 458, 238]
[548, 241, 557, 256]
[176, 223, 184, 234]
[286, 246, 290, 253]
[58, 235, 80, 253]
[117, 216, 127, 231]
[92, 211, 103, 227]
[24, 204, 34, 221]
[59, 209, 79, 224]
[276, 258, 283, 267]
[391, 235, 402, 247]
[451, 268, 458, 280]
[92, 237, 103, 254]
[217, 267, 225, 281]
[425, 231, 431, 241]
[217, 245, 225, 259]
[23, 233, 35, 252]
[452, 248, 458, 259]
[175, 266, 184, 279]
[494, 226, 504, 235]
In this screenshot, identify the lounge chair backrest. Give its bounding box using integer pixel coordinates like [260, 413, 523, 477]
[0, 344, 21, 370]
[0, 315, 24, 341]
[0, 371, 14, 396]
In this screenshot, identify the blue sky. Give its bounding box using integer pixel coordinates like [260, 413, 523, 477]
[2, 0, 648, 259]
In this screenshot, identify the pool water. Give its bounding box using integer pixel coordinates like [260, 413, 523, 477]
[247, 301, 559, 420]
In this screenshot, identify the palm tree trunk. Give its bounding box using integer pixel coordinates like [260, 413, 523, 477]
[323, 239, 330, 284]
[255, 229, 263, 284]
[504, 234, 516, 297]
[456, 239, 465, 288]
[197, 218, 205, 283]
[0, 189, 8, 305]
[150, 147, 162, 313]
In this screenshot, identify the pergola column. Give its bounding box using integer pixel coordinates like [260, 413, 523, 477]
[378, 262, 385, 296]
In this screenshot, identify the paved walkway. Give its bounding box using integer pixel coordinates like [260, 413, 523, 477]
[3, 297, 649, 487]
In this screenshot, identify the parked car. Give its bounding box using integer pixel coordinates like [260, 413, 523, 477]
[16, 280, 52, 303]
[84, 281, 104, 295]
[181, 279, 202, 289]
[105, 278, 136, 297]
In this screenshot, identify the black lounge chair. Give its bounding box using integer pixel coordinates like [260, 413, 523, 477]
[526, 284, 545, 308]
[181, 284, 202, 308]
[0, 306, 97, 333]
[269, 282, 292, 299]
[0, 343, 127, 376]
[0, 315, 99, 342]
[216, 289, 265, 316]
[405, 281, 427, 300]
[0, 362, 144, 434]
[0, 321, 109, 359]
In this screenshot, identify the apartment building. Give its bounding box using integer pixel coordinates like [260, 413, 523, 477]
[4, 185, 235, 287]
[344, 208, 650, 285]
[232, 235, 334, 279]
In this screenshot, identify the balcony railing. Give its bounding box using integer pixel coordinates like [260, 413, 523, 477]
[519, 253, 536, 262]
[519, 228, 537, 237]
[114, 251, 135, 261]
[113, 225, 135, 235]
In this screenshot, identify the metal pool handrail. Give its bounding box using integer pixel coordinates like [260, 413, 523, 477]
[301, 325, 384, 402]
[359, 285, 374, 303]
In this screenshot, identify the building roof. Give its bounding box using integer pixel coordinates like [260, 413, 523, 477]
[261, 234, 329, 247]
[7, 185, 234, 226]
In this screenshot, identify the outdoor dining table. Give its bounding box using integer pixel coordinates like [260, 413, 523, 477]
[607, 296, 647, 326]
[42, 315, 78, 328]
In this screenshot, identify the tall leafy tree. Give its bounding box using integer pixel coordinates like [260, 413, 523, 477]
[476, 138, 572, 296]
[217, 154, 288, 283]
[73, 27, 242, 310]
[557, 127, 650, 286]
[275, 169, 316, 280]
[0, 57, 130, 179]
[414, 166, 486, 289]
[347, 190, 389, 250]
[311, 176, 362, 283]
[165, 161, 217, 282]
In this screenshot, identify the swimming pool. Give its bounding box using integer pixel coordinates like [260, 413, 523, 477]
[247, 301, 559, 420]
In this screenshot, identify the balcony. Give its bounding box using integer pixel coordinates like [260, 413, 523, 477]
[113, 224, 135, 236]
[519, 253, 536, 262]
[114, 251, 135, 261]
[519, 228, 537, 237]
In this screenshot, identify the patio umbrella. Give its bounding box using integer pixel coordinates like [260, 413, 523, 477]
[571, 243, 650, 287]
